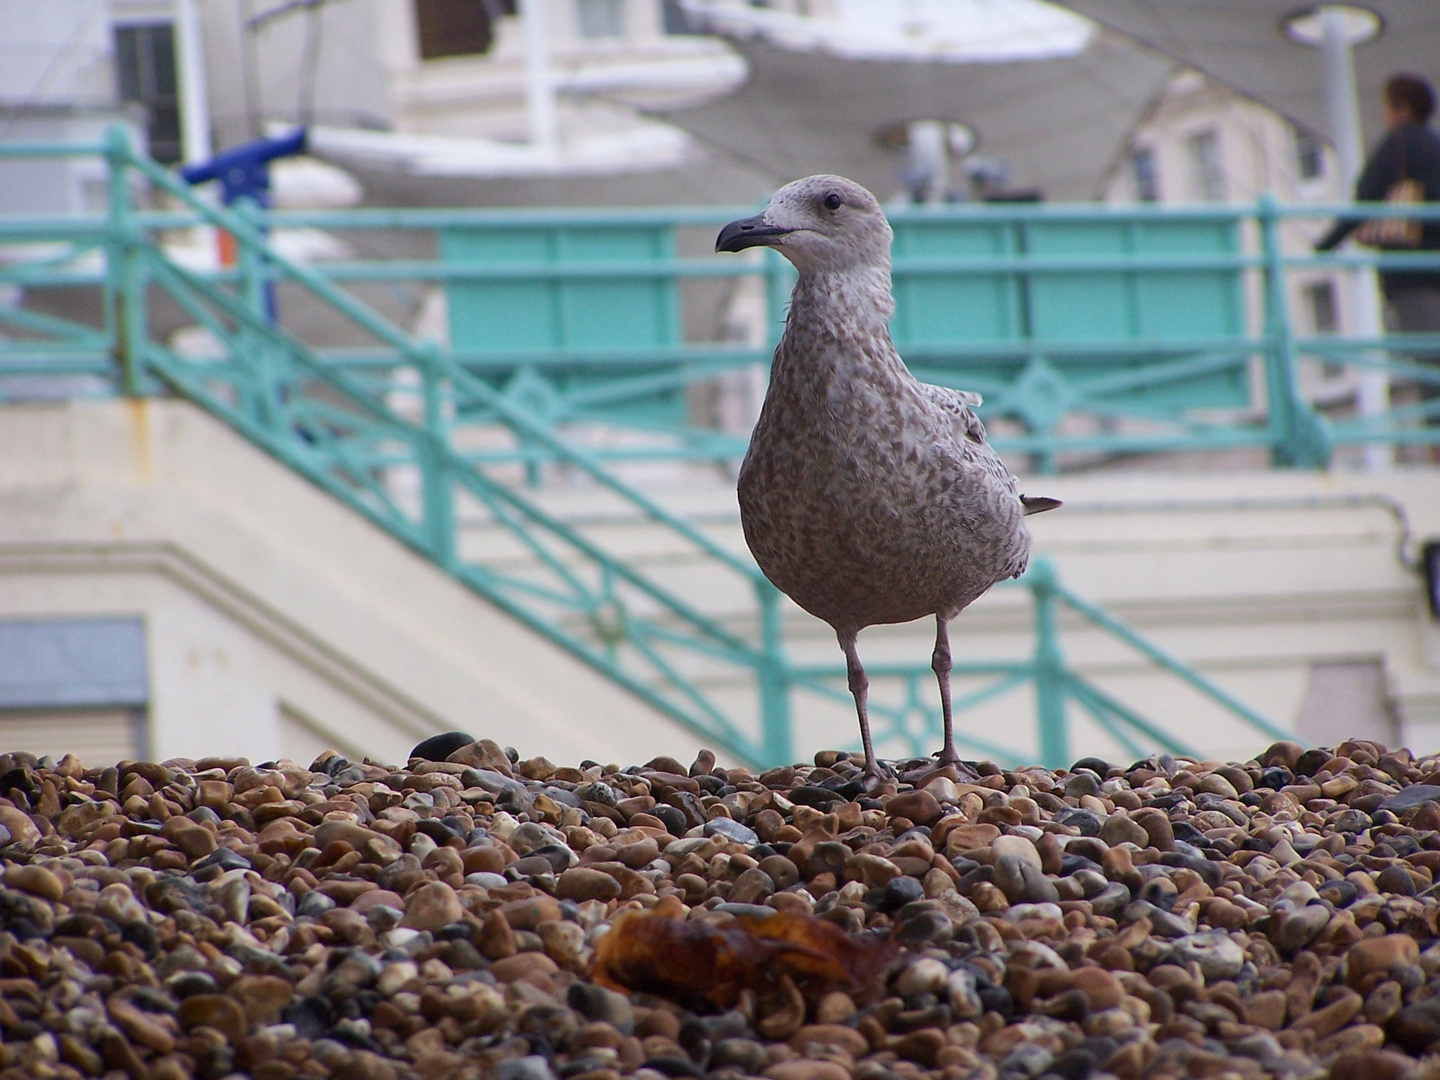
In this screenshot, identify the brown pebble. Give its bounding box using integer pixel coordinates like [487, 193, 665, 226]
[1036, 967, 1123, 1011]
[1246, 990, 1287, 1030]
[108, 994, 178, 1053]
[178, 994, 248, 1042]
[500, 895, 564, 930]
[790, 1024, 869, 1059]
[558, 866, 624, 902]
[888, 1027, 947, 1067]
[1364, 981, 1403, 1025]
[764, 1060, 853, 1080]
[400, 881, 464, 931]
[162, 818, 218, 859]
[228, 974, 293, 1027]
[885, 789, 942, 826]
[1346, 934, 1419, 987]
[351, 888, 405, 913]
[488, 951, 560, 986]
[1291, 987, 1362, 1037]
[1129, 807, 1174, 851]
[0, 806, 41, 846]
[1327, 1049, 1416, 1080]
[3, 863, 63, 901]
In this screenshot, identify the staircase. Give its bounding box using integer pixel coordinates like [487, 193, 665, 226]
[7, 129, 1430, 768]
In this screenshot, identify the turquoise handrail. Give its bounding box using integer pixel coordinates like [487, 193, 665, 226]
[7, 131, 1430, 765]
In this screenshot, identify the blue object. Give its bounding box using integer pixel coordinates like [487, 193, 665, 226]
[181, 130, 307, 321]
[179, 128, 306, 207]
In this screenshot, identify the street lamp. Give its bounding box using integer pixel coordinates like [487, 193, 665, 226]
[1283, 5, 1390, 471]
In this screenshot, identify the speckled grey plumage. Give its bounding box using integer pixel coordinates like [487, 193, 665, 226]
[717, 175, 1058, 780]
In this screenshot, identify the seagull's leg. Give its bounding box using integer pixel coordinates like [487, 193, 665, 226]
[839, 630, 884, 786]
[932, 614, 962, 765]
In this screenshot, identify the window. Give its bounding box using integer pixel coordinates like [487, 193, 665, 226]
[114, 24, 181, 164]
[1186, 129, 1225, 202]
[576, 0, 625, 39]
[414, 0, 514, 60]
[1294, 124, 1325, 181]
[1131, 146, 1159, 202]
[1306, 280, 1338, 334]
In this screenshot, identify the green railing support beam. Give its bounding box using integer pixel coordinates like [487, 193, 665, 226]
[105, 127, 146, 398]
[755, 579, 794, 768]
[1028, 559, 1069, 770]
[419, 342, 458, 570]
[20, 131, 1438, 767]
[1258, 193, 1331, 468]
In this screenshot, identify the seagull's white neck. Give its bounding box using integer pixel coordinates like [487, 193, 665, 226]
[788, 264, 895, 333]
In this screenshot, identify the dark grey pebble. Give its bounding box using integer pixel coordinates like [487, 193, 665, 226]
[788, 784, 843, 808]
[568, 982, 635, 1035]
[1381, 784, 1440, 812]
[410, 731, 477, 762]
[649, 804, 690, 837]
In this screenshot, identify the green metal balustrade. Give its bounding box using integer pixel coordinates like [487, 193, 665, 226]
[2, 130, 1434, 768]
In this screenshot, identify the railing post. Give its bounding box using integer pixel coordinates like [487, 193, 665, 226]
[755, 578, 793, 767]
[1257, 194, 1330, 467]
[1027, 558, 1068, 770]
[233, 198, 280, 429]
[105, 126, 147, 397]
[418, 343, 457, 569]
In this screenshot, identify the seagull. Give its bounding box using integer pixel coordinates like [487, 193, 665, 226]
[716, 175, 1060, 784]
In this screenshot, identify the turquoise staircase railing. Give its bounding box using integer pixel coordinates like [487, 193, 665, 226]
[5, 130, 1429, 766]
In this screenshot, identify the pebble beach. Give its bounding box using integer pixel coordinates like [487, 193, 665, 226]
[1, 735, 1439, 1080]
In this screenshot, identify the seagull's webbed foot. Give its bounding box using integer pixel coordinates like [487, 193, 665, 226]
[860, 758, 896, 792]
[933, 746, 964, 767]
[932, 747, 979, 782]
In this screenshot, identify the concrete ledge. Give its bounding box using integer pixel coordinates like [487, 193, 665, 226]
[0, 399, 697, 766]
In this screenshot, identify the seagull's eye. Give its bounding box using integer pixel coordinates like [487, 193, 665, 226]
[823, 192, 842, 211]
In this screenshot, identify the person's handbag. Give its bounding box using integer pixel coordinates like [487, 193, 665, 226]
[1355, 137, 1424, 247]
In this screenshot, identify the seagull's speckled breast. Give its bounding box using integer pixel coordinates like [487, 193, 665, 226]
[738, 270, 1031, 634]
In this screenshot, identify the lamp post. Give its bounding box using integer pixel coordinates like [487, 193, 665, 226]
[519, 0, 560, 158]
[1288, 5, 1389, 470]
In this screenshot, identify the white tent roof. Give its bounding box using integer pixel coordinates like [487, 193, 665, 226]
[1053, 0, 1440, 145]
[655, 26, 1176, 201]
[659, 32, 1175, 203]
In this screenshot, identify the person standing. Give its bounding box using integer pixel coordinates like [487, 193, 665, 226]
[1317, 74, 1440, 454]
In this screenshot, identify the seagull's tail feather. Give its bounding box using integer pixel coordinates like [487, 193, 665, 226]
[1021, 495, 1062, 516]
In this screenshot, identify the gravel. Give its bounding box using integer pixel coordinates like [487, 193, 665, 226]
[1, 736, 1439, 1080]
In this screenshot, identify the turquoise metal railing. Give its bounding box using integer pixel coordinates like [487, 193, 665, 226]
[7, 131, 1427, 766]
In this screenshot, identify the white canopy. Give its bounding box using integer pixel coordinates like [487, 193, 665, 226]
[655, 26, 1176, 201]
[1053, 1, 1440, 146]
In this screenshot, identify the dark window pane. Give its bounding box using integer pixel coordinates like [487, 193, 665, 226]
[415, 0, 496, 59]
[148, 102, 182, 163]
[150, 24, 177, 96]
[115, 27, 143, 102]
[114, 23, 182, 164]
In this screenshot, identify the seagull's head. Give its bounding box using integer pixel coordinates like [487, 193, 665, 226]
[715, 175, 891, 275]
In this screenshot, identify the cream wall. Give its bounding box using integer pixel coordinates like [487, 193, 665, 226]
[462, 466, 1440, 766]
[0, 399, 707, 768]
[1, 399, 1437, 770]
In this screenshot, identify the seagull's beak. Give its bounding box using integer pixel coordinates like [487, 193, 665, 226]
[716, 213, 791, 253]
